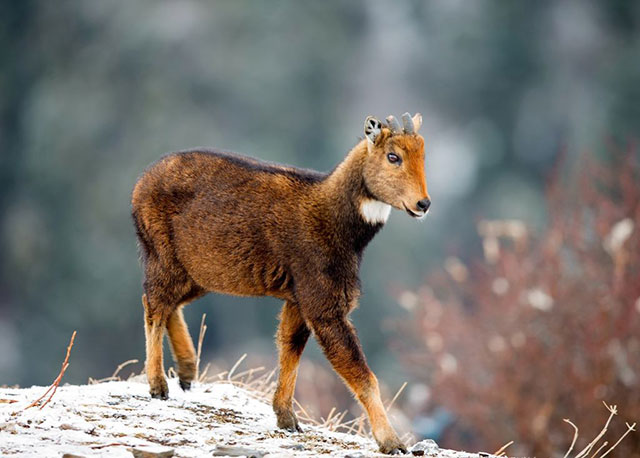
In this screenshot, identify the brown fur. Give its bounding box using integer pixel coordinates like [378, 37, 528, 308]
[131, 115, 429, 454]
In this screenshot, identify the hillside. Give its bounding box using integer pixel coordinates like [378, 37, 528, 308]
[0, 378, 495, 457]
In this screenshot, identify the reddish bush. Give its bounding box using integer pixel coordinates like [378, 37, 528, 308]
[397, 149, 640, 457]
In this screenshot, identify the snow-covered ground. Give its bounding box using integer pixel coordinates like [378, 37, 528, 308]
[0, 379, 491, 457]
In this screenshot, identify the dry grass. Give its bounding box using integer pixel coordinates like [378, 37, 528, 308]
[188, 315, 635, 455]
[88, 359, 139, 385]
[492, 440, 513, 456]
[562, 402, 636, 458]
[90, 313, 636, 456]
[188, 314, 412, 443]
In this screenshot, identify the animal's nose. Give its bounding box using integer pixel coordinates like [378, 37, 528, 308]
[416, 198, 431, 212]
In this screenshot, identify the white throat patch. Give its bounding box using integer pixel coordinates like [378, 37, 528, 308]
[360, 199, 391, 224]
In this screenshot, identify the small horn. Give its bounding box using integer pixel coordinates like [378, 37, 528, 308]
[412, 113, 422, 132]
[385, 115, 401, 134]
[401, 112, 414, 134]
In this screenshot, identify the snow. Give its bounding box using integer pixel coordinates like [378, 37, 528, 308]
[0, 379, 493, 457]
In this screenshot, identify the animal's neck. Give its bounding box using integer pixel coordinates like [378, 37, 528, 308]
[318, 140, 388, 254]
[325, 140, 368, 196]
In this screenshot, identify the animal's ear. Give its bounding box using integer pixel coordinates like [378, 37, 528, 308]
[364, 116, 383, 145]
[412, 113, 422, 132]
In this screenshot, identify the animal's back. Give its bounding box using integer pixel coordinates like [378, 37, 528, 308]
[132, 148, 326, 298]
[132, 148, 325, 211]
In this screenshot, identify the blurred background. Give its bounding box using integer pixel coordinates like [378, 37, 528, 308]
[1, 1, 639, 456]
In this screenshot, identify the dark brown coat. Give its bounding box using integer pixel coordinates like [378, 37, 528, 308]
[131, 113, 429, 454]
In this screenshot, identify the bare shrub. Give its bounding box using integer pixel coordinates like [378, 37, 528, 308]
[396, 149, 640, 457]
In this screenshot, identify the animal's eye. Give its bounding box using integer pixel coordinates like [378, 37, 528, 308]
[387, 152, 401, 164]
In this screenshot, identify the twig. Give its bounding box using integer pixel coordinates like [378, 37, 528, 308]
[336, 410, 349, 429]
[89, 359, 140, 384]
[231, 366, 265, 381]
[563, 419, 579, 458]
[342, 413, 366, 435]
[91, 442, 131, 449]
[227, 353, 247, 380]
[23, 331, 76, 411]
[574, 402, 617, 458]
[400, 432, 414, 446]
[386, 382, 407, 412]
[195, 313, 207, 380]
[198, 362, 211, 383]
[292, 398, 314, 423]
[494, 440, 513, 456]
[112, 359, 138, 379]
[322, 407, 336, 427]
[215, 370, 229, 380]
[589, 442, 608, 458]
[260, 367, 277, 388]
[562, 403, 636, 458]
[329, 410, 348, 431]
[356, 414, 366, 436]
[597, 422, 637, 458]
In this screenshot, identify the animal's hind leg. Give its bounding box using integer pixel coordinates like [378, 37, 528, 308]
[137, 208, 200, 398]
[273, 301, 310, 432]
[167, 289, 203, 391]
[142, 293, 170, 399]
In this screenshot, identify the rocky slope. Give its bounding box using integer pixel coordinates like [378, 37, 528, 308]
[0, 379, 494, 457]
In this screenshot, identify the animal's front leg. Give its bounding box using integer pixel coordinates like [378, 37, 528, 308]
[273, 301, 310, 432]
[309, 314, 406, 455]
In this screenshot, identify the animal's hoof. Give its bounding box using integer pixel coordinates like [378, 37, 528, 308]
[150, 390, 169, 400]
[378, 439, 407, 455]
[149, 378, 169, 400]
[177, 360, 196, 387]
[179, 379, 192, 391]
[276, 410, 303, 433]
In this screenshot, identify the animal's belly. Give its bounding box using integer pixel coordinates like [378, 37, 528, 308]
[172, 199, 293, 299]
[178, 248, 266, 296]
[173, 231, 271, 297]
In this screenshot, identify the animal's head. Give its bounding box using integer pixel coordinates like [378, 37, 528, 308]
[362, 113, 430, 219]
